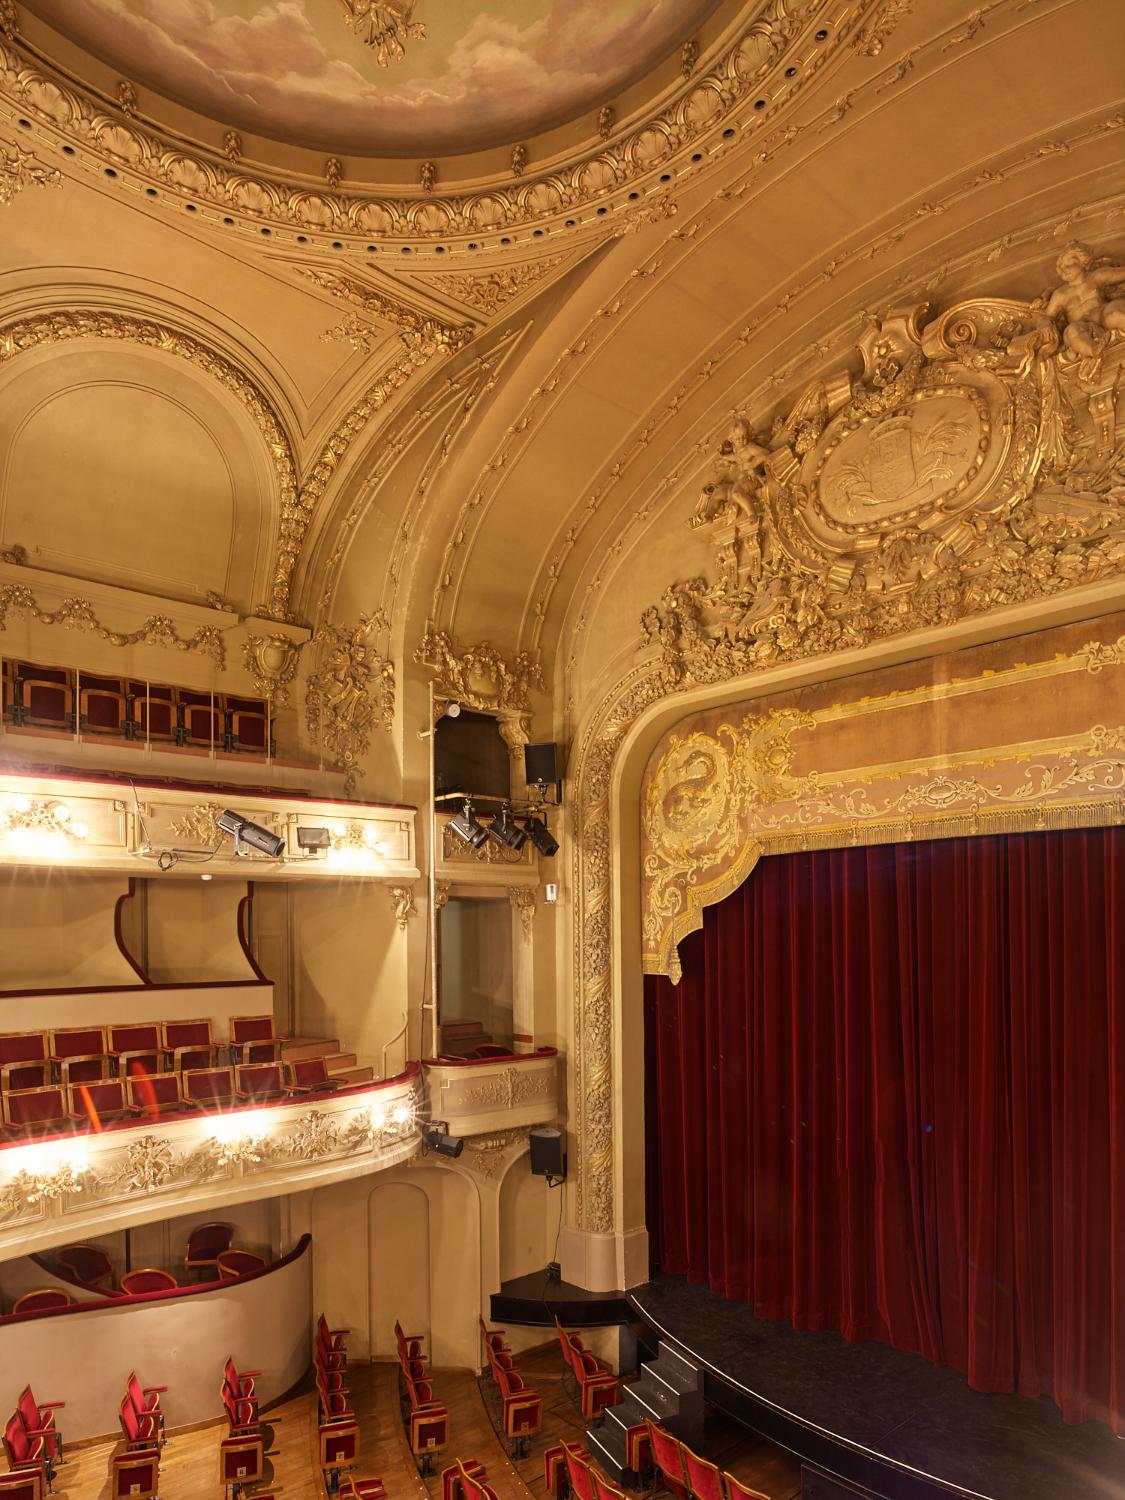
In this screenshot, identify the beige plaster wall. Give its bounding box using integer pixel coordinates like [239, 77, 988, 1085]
[145, 877, 258, 983]
[0, 868, 137, 988]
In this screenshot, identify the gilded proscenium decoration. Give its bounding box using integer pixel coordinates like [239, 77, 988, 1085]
[0, 310, 300, 623]
[0, 3, 852, 249]
[340, 1, 425, 67]
[0, 141, 60, 207]
[415, 628, 543, 714]
[305, 614, 395, 795]
[243, 633, 300, 704]
[0, 583, 227, 667]
[572, 253, 1125, 1235]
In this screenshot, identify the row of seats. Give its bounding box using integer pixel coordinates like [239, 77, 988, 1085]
[2, 1388, 64, 1497]
[545, 1440, 628, 1500]
[396, 1318, 450, 1474]
[0, 1017, 282, 1094]
[478, 1317, 542, 1458]
[314, 1315, 386, 1499]
[442, 1456, 503, 1500]
[219, 1355, 269, 1500]
[647, 1422, 768, 1500]
[554, 1319, 621, 1421]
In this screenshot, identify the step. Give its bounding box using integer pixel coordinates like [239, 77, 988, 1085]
[616, 1381, 670, 1424]
[440, 1021, 487, 1040]
[584, 1425, 628, 1481]
[647, 1351, 703, 1397]
[282, 1038, 340, 1061]
[656, 1339, 703, 1390]
[633, 1371, 677, 1414]
[324, 1052, 358, 1073]
[331, 1065, 374, 1087]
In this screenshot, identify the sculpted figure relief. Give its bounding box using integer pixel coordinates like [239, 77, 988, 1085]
[1043, 241, 1125, 366]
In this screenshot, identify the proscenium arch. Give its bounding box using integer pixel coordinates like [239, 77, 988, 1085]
[0, 305, 301, 618]
[563, 570, 1125, 1292]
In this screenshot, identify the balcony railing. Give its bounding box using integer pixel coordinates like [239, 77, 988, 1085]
[422, 1049, 558, 1136]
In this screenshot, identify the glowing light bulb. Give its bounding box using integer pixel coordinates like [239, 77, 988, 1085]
[52, 803, 71, 822]
[8, 794, 31, 814]
[392, 1104, 411, 1125]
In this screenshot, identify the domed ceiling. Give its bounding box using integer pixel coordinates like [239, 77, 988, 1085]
[24, 0, 723, 156]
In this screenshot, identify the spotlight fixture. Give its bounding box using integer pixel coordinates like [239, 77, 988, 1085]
[444, 700, 462, 719]
[296, 825, 331, 852]
[448, 801, 488, 848]
[216, 809, 285, 858]
[522, 814, 559, 858]
[421, 1120, 464, 1159]
[488, 806, 528, 852]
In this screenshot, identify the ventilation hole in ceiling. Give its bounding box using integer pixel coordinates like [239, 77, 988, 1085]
[259, 224, 270, 234]
[754, 99, 767, 110]
[145, 187, 158, 197]
[785, 66, 797, 77]
[17, 118, 31, 129]
[331, 240, 343, 249]
[297, 234, 308, 243]
[62, 145, 75, 155]
[815, 28, 829, 39]
[104, 168, 117, 178]
[659, 173, 672, 182]
[223, 216, 234, 225]
[691, 152, 703, 161]
[722, 128, 735, 138]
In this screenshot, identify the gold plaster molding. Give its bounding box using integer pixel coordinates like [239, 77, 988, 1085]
[0, 582, 227, 667]
[424, 256, 567, 316]
[339, 0, 425, 66]
[0, 139, 60, 206]
[415, 627, 543, 714]
[305, 613, 395, 795]
[389, 883, 417, 929]
[0, 2, 857, 251]
[570, 251, 1125, 1235]
[304, 268, 473, 350]
[243, 633, 301, 704]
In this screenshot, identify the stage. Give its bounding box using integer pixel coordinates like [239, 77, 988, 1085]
[630, 1275, 1125, 1500]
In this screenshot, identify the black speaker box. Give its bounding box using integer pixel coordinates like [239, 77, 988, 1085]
[524, 741, 558, 787]
[529, 1126, 566, 1180]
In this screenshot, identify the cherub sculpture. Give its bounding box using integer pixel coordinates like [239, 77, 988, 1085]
[1043, 241, 1125, 367]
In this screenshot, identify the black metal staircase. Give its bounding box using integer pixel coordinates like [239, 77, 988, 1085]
[585, 1339, 705, 1483]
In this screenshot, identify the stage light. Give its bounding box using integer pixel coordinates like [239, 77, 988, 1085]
[448, 802, 488, 848]
[488, 807, 528, 852]
[217, 809, 285, 858]
[444, 701, 462, 719]
[297, 825, 331, 851]
[522, 814, 559, 857]
[421, 1121, 463, 1158]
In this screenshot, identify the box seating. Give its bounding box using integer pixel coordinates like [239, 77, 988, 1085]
[77, 673, 126, 736]
[108, 1024, 163, 1079]
[127, 1071, 182, 1116]
[218, 1250, 267, 1279]
[0, 1034, 50, 1092]
[11, 1290, 72, 1314]
[182, 1066, 235, 1111]
[3, 1087, 75, 1137]
[229, 1016, 286, 1066]
[162, 1020, 218, 1074]
[55, 1244, 114, 1288]
[48, 1027, 107, 1087]
[287, 1056, 339, 1094]
[185, 1222, 233, 1280]
[121, 1268, 178, 1295]
[555, 1319, 620, 1420]
[235, 1062, 290, 1105]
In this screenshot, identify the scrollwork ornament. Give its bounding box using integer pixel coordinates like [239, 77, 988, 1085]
[243, 633, 300, 704]
[305, 614, 394, 794]
[415, 627, 543, 713]
[389, 885, 416, 930]
[0, 142, 60, 208]
[0, 584, 227, 666]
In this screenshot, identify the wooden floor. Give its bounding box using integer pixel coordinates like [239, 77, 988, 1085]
[50, 1346, 800, 1500]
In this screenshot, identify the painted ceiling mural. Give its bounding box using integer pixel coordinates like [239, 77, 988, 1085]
[25, 0, 723, 156]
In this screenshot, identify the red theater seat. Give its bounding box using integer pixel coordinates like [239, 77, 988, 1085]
[722, 1479, 769, 1500]
[2, 1411, 48, 1489]
[555, 1319, 620, 1420]
[223, 1357, 259, 1405]
[221, 1383, 258, 1437]
[219, 1435, 263, 1497]
[125, 1372, 166, 1440]
[118, 1396, 161, 1453]
[11, 1289, 72, 1314]
[185, 1221, 233, 1280]
[229, 1016, 285, 1066]
[646, 1424, 691, 1500]
[340, 1479, 387, 1500]
[0, 1471, 45, 1500]
[55, 1243, 113, 1288]
[69, 1078, 133, 1126]
[121, 1268, 178, 1295]
[126, 1071, 182, 1117]
[0, 1033, 49, 1092]
[235, 1063, 289, 1104]
[16, 1386, 64, 1467]
[319, 1417, 361, 1481]
[49, 1026, 108, 1086]
[683, 1449, 726, 1500]
[218, 1250, 266, 1279]
[182, 1066, 235, 1111]
[111, 1448, 159, 1500]
[287, 1056, 337, 1094]
[108, 1024, 164, 1078]
[3, 1087, 75, 1136]
[163, 1019, 217, 1074]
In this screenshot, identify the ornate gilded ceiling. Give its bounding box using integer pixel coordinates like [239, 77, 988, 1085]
[22, 0, 724, 156]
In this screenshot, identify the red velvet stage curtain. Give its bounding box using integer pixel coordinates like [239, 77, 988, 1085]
[644, 827, 1122, 1433]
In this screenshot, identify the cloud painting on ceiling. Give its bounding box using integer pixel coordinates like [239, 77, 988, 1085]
[27, 0, 724, 156]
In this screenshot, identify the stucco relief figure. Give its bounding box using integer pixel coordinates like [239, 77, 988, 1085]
[1042, 242, 1125, 370]
[320, 640, 373, 729]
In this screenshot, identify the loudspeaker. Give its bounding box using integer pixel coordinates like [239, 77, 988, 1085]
[524, 741, 558, 787]
[529, 1126, 566, 1182]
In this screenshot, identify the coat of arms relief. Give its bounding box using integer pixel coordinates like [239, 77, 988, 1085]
[642, 242, 1125, 687]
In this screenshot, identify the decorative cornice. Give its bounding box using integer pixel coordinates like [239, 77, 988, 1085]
[0, 582, 227, 666]
[0, 2, 856, 253]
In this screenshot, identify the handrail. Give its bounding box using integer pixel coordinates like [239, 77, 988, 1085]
[0, 1060, 422, 1153]
[420, 1048, 558, 1068]
[3, 1234, 312, 1326]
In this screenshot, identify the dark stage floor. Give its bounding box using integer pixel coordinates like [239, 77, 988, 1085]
[630, 1274, 1125, 1500]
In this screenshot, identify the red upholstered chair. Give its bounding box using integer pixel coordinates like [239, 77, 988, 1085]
[219, 1435, 262, 1500]
[478, 1316, 509, 1358]
[2, 1412, 49, 1490]
[225, 697, 270, 755]
[11, 1289, 72, 1314]
[442, 1459, 486, 1500]
[405, 1378, 449, 1472]
[77, 672, 126, 738]
[181, 1066, 235, 1112]
[319, 1314, 349, 1371]
[544, 1444, 588, 1499]
[16, 1389, 64, 1465]
[108, 1024, 163, 1079]
[340, 1479, 387, 1500]
[721, 1478, 769, 1500]
[493, 1360, 541, 1456]
[0, 1471, 45, 1500]
[221, 1384, 258, 1437]
[319, 1417, 361, 1484]
[119, 1395, 161, 1453]
[0, 1033, 50, 1092]
[556, 1320, 620, 1420]
[223, 1358, 260, 1407]
[591, 1472, 626, 1500]
[125, 1372, 166, 1438]
[316, 1368, 352, 1421]
[471, 1045, 512, 1058]
[112, 1447, 159, 1500]
[127, 682, 176, 745]
[15, 663, 71, 730]
[48, 1027, 107, 1086]
[126, 1071, 182, 1118]
[3, 1086, 75, 1137]
[235, 1063, 289, 1105]
[56, 1243, 114, 1288]
[563, 1447, 595, 1500]
[229, 1016, 285, 1066]
[217, 1250, 267, 1279]
[69, 1078, 133, 1127]
[185, 1222, 232, 1281]
[646, 1424, 691, 1500]
[287, 1056, 337, 1094]
[683, 1449, 726, 1500]
[625, 1423, 653, 1478]
[121, 1268, 178, 1295]
[162, 1019, 217, 1074]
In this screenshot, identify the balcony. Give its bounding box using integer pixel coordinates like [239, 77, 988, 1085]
[0, 1066, 420, 1260]
[422, 1049, 559, 1136]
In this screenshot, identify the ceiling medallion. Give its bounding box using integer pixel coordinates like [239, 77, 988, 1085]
[339, 0, 426, 68]
[0, 0, 853, 253]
